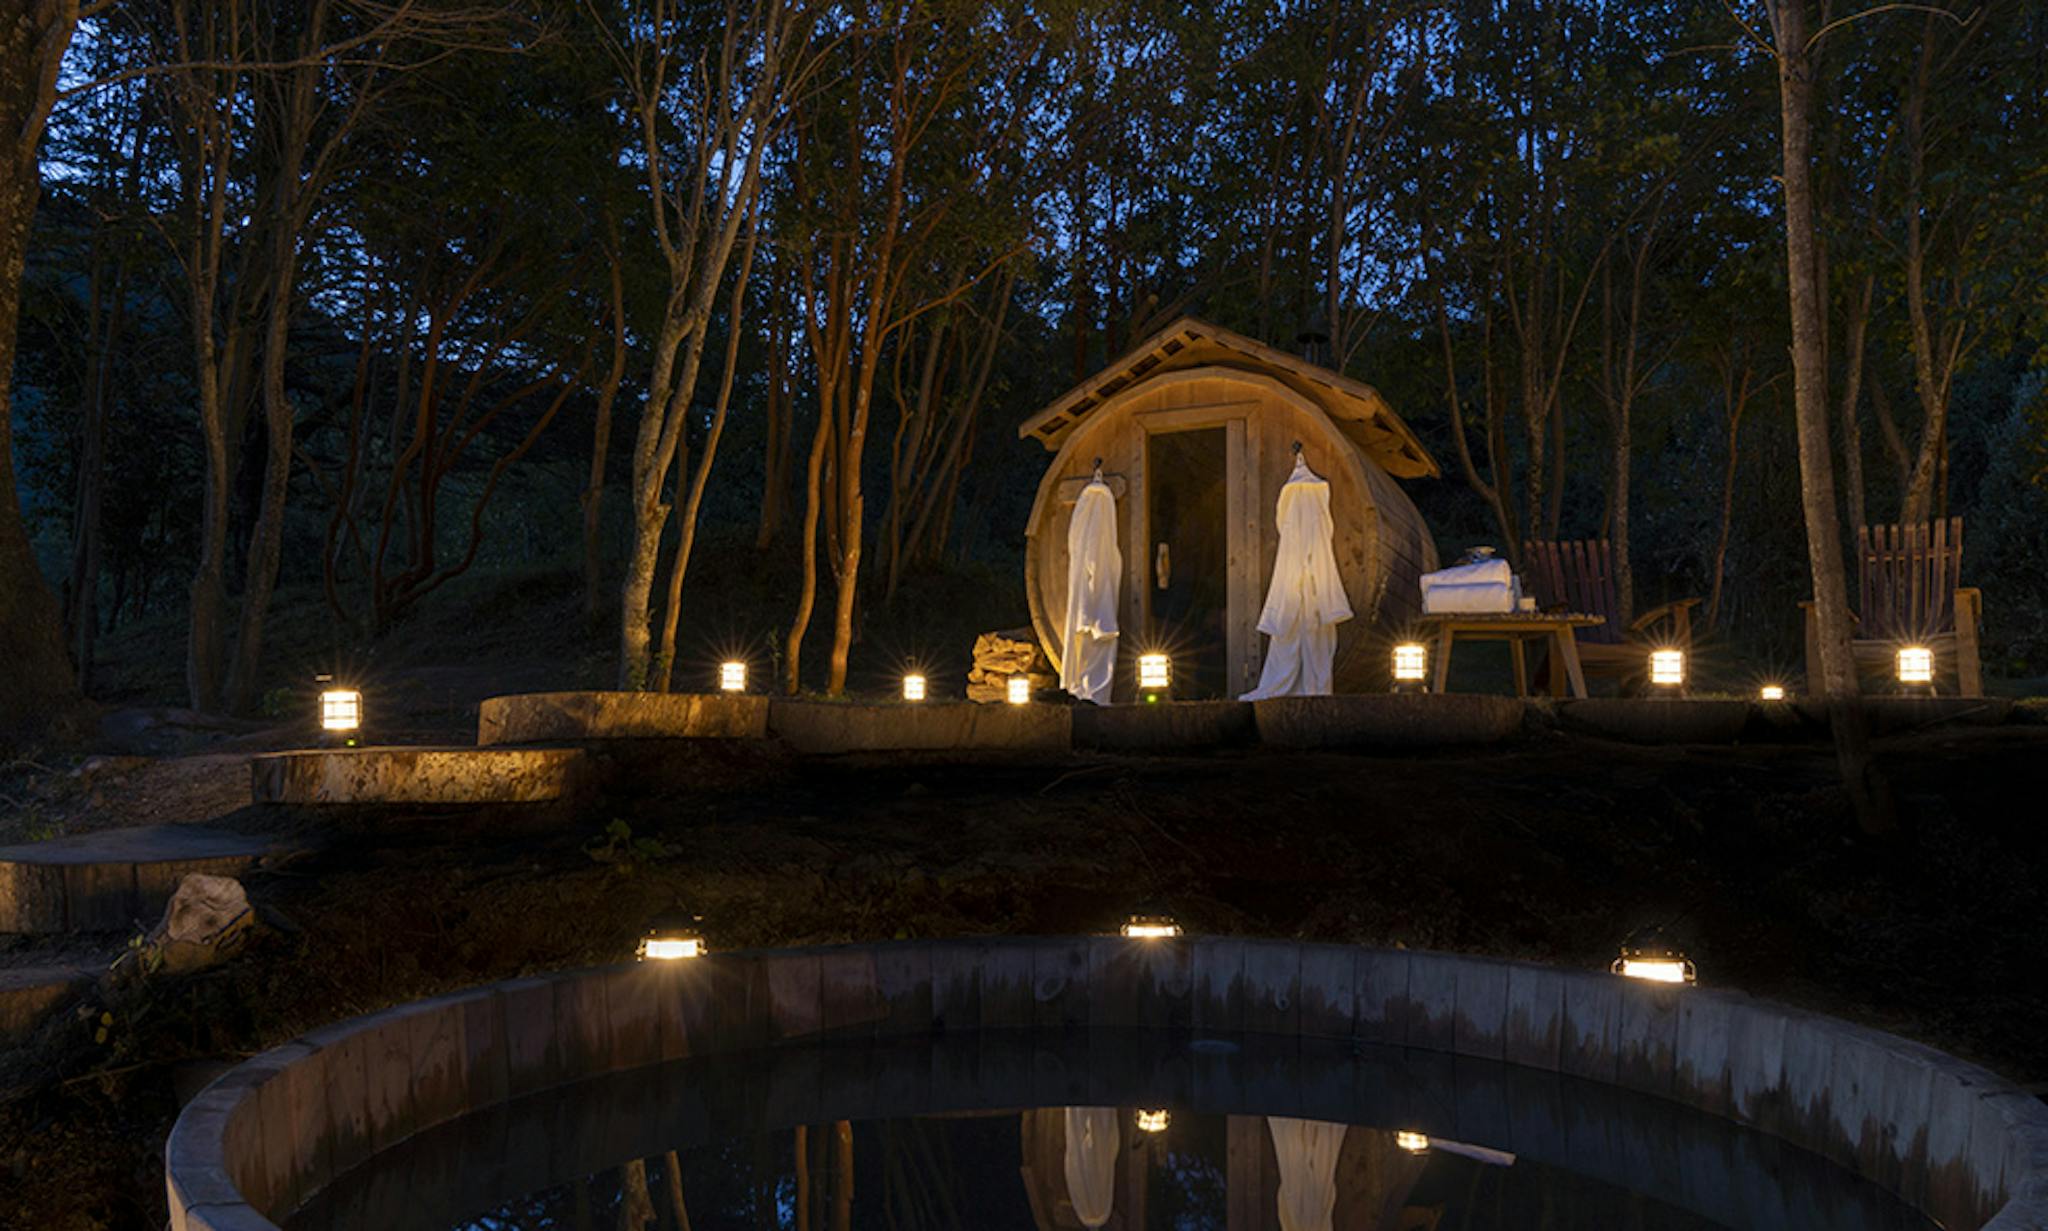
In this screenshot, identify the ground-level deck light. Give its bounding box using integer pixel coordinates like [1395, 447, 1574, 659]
[1138, 653, 1171, 701]
[316, 676, 362, 744]
[719, 661, 748, 693]
[1395, 1131, 1431, 1154]
[1006, 675, 1031, 705]
[903, 673, 927, 702]
[1392, 642, 1428, 692]
[637, 913, 707, 961]
[1649, 648, 1686, 692]
[1759, 684, 1786, 702]
[1897, 645, 1935, 693]
[1120, 910, 1182, 939]
[1611, 928, 1696, 985]
[1135, 1109, 1170, 1134]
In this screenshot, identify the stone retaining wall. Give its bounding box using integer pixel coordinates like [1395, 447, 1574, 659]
[165, 938, 2048, 1231]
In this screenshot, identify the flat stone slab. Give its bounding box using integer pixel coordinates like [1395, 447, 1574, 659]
[476, 691, 769, 747]
[1071, 700, 1256, 750]
[1559, 699, 1752, 744]
[0, 962, 98, 1042]
[767, 701, 1071, 755]
[250, 746, 585, 805]
[1253, 694, 1526, 748]
[0, 825, 273, 934]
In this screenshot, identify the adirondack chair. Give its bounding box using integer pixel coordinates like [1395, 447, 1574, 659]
[1521, 539, 1701, 679]
[1802, 517, 1983, 697]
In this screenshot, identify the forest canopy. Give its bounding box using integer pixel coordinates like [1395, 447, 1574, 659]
[3, 0, 2046, 726]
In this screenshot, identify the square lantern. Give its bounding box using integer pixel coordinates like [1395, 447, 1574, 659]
[903, 673, 927, 702]
[719, 661, 747, 693]
[1138, 653, 1171, 697]
[1135, 1109, 1170, 1134]
[1897, 645, 1934, 689]
[1120, 911, 1182, 939]
[1649, 648, 1685, 689]
[1392, 642, 1428, 690]
[1759, 684, 1786, 701]
[1006, 675, 1031, 705]
[1396, 1131, 1431, 1154]
[319, 685, 362, 733]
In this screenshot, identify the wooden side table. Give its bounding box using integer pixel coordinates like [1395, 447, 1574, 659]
[1416, 612, 1605, 699]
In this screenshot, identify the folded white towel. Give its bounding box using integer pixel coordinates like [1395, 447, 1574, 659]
[1421, 559, 1514, 590]
[1423, 581, 1519, 614]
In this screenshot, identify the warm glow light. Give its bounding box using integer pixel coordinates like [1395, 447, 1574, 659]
[719, 661, 747, 692]
[1135, 1109, 1170, 1133]
[1395, 1131, 1431, 1154]
[1617, 957, 1693, 984]
[1759, 684, 1786, 701]
[1120, 913, 1182, 939]
[1138, 652, 1171, 692]
[1392, 642, 1428, 682]
[319, 688, 362, 732]
[1897, 645, 1934, 685]
[1007, 675, 1030, 705]
[903, 674, 927, 702]
[638, 937, 704, 960]
[1649, 648, 1685, 687]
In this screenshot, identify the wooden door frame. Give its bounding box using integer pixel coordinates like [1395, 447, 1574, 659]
[1133, 402, 1259, 697]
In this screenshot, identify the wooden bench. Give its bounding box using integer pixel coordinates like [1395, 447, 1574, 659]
[1521, 539, 1700, 680]
[1802, 518, 1982, 697]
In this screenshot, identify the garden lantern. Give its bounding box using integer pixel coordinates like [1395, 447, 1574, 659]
[719, 661, 747, 693]
[1120, 910, 1182, 939]
[1392, 642, 1428, 691]
[1897, 645, 1934, 691]
[1759, 684, 1786, 702]
[1135, 1109, 1170, 1134]
[1138, 652, 1171, 699]
[903, 673, 927, 702]
[1649, 648, 1685, 690]
[1006, 675, 1030, 705]
[1396, 1131, 1430, 1154]
[637, 913, 707, 961]
[1611, 929, 1696, 985]
[317, 676, 362, 738]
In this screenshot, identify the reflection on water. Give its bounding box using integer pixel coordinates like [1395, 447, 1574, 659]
[286, 1031, 1935, 1231]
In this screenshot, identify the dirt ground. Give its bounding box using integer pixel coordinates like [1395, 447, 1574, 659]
[3, 719, 2048, 1230]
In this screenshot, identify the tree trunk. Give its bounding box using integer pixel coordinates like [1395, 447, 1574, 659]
[1838, 275, 1873, 535]
[0, 0, 83, 747]
[225, 260, 298, 713]
[785, 373, 835, 695]
[1771, 0, 1893, 835]
[617, 1160, 656, 1231]
[663, 1150, 693, 1231]
[583, 238, 628, 623]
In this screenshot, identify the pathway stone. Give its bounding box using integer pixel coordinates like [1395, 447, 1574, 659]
[477, 691, 769, 746]
[250, 746, 586, 805]
[0, 962, 99, 1043]
[0, 826, 273, 934]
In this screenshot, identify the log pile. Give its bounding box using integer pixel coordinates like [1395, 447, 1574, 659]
[967, 628, 1054, 703]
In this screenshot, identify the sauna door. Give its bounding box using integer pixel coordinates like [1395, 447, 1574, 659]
[1145, 427, 1233, 698]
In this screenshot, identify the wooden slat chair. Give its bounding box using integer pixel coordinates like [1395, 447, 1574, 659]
[1802, 517, 1983, 697]
[1522, 539, 1701, 679]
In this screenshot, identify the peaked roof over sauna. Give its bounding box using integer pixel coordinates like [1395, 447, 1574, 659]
[1017, 315, 1441, 479]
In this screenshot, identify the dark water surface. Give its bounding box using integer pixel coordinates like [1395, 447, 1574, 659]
[286, 1029, 1935, 1231]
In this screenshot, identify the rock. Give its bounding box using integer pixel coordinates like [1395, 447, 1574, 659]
[148, 874, 254, 974]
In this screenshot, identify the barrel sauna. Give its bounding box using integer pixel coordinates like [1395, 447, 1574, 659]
[1018, 317, 1440, 701]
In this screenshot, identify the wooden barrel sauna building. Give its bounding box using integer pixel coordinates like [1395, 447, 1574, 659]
[1019, 317, 1441, 701]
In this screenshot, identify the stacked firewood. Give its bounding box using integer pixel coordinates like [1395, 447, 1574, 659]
[966, 628, 1054, 702]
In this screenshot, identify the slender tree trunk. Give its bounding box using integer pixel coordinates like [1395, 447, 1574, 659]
[69, 256, 122, 690]
[0, 0, 83, 746]
[1771, 0, 1893, 835]
[663, 1151, 693, 1231]
[617, 1160, 656, 1231]
[583, 237, 628, 623]
[226, 251, 299, 713]
[785, 372, 835, 695]
[1838, 274, 1873, 535]
[832, 1120, 852, 1231]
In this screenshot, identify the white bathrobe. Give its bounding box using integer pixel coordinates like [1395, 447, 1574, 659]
[1268, 1116, 1348, 1231]
[1063, 1106, 1119, 1227]
[1059, 480, 1122, 703]
[1241, 463, 1353, 699]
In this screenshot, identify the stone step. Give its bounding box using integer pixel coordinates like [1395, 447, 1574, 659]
[0, 826, 274, 934]
[0, 961, 99, 1044]
[477, 691, 768, 746]
[768, 699, 1071, 754]
[250, 745, 587, 805]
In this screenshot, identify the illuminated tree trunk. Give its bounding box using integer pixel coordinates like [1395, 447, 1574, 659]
[0, 0, 82, 746]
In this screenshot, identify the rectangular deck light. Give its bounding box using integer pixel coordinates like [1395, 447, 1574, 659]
[1649, 648, 1685, 689]
[1392, 642, 1428, 686]
[1006, 675, 1030, 705]
[319, 686, 362, 733]
[719, 661, 747, 692]
[1138, 653, 1171, 696]
[1897, 646, 1934, 686]
[903, 673, 927, 702]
